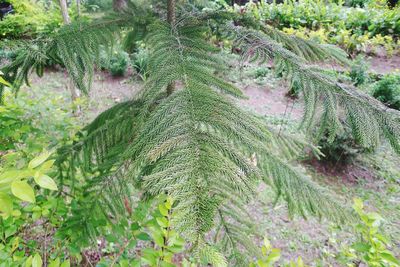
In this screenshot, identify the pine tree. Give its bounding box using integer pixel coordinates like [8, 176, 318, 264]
[1, 1, 400, 265]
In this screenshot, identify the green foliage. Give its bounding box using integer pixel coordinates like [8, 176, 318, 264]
[249, 237, 282, 267]
[235, 26, 400, 153]
[241, 0, 400, 55]
[109, 50, 130, 77]
[0, 150, 71, 266]
[0, 49, 16, 66]
[0, 1, 151, 99]
[287, 79, 301, 98]
[346, 0, 371, 7]
[3, 1, 400, 265]
[0, 0, 62, 39]
[349, 55, 369, 86]
[338, 199, 400, 266]
[0, 150, 57, 214]
[250, 236, 306, 267]
[132, 47, 149, 79]
[139, 197, 186, 266]
[372, 74, 400, 110]
[83, 0, 113, 12]
[254, 67, 269, 78]
[74, 196, 191, 266]
[0, 102, 35, 150]
[54, 17, 355, 265]
[317, 128, 367, 165]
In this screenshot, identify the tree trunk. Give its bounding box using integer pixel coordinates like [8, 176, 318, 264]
[76, 0, 81, 18]
[58, 0, 81, 113]
[113, 0, 128, 12]
[167, 0, 176, 25]
[166, 0, 176, 96]
[58, 0, 70, 24]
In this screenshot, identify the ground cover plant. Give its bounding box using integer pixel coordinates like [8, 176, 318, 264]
[0, 0, 400, 266]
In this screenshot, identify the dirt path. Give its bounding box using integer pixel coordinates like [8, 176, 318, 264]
[240, 81, 303, 120]
[368, 55, 400, 74]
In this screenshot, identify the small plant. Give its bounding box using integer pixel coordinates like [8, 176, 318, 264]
[250, 236, 306, 267]
[254, 67, 269, 79]
[287, 79, 301, 98]
[349, 56, 369, 86]
[338, 199, 400, 266]
[109, 50, 130, 77]
[0, 150, 58, 216]
[132, 47, 149, 80]
[372, 74, 400, 110]
[249, 237, 281, 267]
[93, 196, 188, 266]
[317, 129, 366, 166]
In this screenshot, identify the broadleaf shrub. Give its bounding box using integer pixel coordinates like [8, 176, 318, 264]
[338, 199, 400, 266]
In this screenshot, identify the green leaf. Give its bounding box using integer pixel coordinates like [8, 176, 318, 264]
[11, 181, 35, 203]
[25, 255, 33, 267]
[0, 76, 11, 87]
[297, 257, 304, 267]
[130, 259, 141, 267]
[11, 237, 19, 253]
[0, 193, 13, 216]
[160, 261, 176, 267]
[34, 172, 58, 190]
[130, 222, 140, 231]
[32, 253, 42, 267]
[60, 259, 70, 267]
[28, 151, 51, 169]
[0, 169, 35, 184]
[352, 242, 371, 252]
[152, 230, 164, 247]
[165, 197, 173, 209]
[381, 252, 400, 265]
[48, 258, 60, 267]
[353, 198, 364, 212]
[159, 204, 168, 216]
[136, 232, 151, 241]
[156, 217, 168, 228]
[38, 160, 55, 172]
[266, 248, 281, 264]
[142, 248, 158, 266]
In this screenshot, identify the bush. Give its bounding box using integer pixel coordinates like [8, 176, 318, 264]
[254, 66, 269, 79]
[372, 74, 400, 110]
[109, 50, 129, 76]
[318, 128, 367, 165]
[0, 0, 62, 39]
